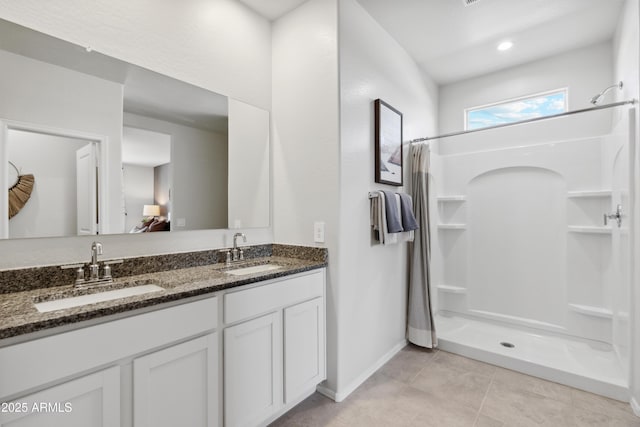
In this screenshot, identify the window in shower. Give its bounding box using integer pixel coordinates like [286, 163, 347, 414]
[465, 88, 568, 130]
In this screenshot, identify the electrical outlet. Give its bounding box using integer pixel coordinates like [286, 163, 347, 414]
[314, 221, 325, 243]
[177, 218, 186, 227]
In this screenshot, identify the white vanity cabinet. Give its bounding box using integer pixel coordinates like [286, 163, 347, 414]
[133, 334, 218, 427]
[0, 267, 326, 427]
[223, 269, 326, 427]
[283, 297, 325, 404]
[0, 296, 219, 427]
[224, 312, 283, 427]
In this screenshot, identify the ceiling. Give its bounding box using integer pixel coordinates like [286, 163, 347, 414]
[355, 0, 625, 85]
[236, 0, 308, 21]
[122, 127, 171, 167]
[239, 0, 625, 85]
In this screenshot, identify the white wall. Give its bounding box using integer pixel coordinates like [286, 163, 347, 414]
[0, 0, 271, 111]
[271, 0, 437, 399]
[122, 164, 154, 231]
[124, 112, 228, 231]
[8, 130, 88, 238]
[334, 0, 438, 400]
[438, 42, 614, 155]
[612, 0, 640, 415]
[0, 0, 273, 269]
[272, 0, 341, 394]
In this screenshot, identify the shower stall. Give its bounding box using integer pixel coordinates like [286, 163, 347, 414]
[428, 101, 635, 401]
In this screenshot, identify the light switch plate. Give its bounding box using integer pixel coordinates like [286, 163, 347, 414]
[314, 221, 325, 243]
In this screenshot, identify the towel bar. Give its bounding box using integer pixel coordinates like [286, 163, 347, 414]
[368, 192, 381, 199]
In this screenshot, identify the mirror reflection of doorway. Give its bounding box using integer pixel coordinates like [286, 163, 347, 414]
[7, 128, 98, 238]
[122, 126, 171, 232]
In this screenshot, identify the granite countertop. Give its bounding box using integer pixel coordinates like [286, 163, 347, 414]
[0, 245, 327, 341]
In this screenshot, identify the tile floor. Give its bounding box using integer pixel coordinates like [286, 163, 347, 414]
[270, 345, 640, 427]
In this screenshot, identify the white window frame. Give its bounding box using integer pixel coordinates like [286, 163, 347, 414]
[464, 88, 569, 131]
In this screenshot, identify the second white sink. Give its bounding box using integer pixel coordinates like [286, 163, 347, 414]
[225, 264, 282, 276]
[34, 284, 164, 313]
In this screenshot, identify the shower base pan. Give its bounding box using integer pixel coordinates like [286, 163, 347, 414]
[435, 312, 628, 401]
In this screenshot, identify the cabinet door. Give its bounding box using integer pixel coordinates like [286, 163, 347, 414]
[133, 334, 218, 427]
[283, 297, 325, 403]
[0, 366, 119, 427]
[224, 312, 282, 427]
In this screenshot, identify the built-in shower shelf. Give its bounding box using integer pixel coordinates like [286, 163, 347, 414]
[567, 190, 612, 198]
[437, 224, 467, 230]
[437, 195, 466, 202]
[568, 226, 612, 234]
[568, 303, 613, 319]
[436, 285, 467, 294]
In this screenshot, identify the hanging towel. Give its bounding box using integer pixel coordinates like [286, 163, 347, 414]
[370, 191, 414, 245]
[370, 191, 394, 244]
[398, 193, 419, 231]
[371, 191, 395, 244]
[381, 190, 403, 232]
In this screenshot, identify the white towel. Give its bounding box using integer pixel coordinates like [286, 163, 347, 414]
[370, 191, 414, 245]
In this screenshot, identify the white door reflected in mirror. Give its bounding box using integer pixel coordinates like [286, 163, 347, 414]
[0, 18, 270, 239]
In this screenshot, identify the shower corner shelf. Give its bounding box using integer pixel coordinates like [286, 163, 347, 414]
[436, 285, 467, 294]
[568, 303, 613, 319]
[568, 226, 612, 234]
[437, 195, 466, 202]
[567, 190, 612, 198]
[437, 224, 467, 230]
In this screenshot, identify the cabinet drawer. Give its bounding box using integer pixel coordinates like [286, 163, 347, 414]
[0, 296, 218, 400]
[224, 270, 323, 324]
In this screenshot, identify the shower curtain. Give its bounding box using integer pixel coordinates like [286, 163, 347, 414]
[407, 143, 436, 348]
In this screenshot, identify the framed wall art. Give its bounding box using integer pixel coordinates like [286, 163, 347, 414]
[374, 99, 403, 186]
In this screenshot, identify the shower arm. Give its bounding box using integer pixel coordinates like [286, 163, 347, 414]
[590, 81, 623, 105]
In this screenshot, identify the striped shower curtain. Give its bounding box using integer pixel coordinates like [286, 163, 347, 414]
[407, 143, 437, 348]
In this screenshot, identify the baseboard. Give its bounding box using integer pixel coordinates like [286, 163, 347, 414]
[260, 385, 318, 426]
[318, 339, 407, 402]
[316, 383, 337, 401]
[631, 396, 640, 417]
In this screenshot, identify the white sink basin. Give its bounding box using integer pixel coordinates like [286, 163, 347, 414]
[34, 284, 164, 313]
[225, 264, 282, 276]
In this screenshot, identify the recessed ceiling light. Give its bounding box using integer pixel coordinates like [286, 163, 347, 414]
[497, 41, 513, 51]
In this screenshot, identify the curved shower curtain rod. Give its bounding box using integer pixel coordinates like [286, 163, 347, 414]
[410, 99, 637, 144]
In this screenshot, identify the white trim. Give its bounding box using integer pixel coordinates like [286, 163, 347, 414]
[259, 385, 317, 427]
[316, 339, 407, 402]
[0, 118, 109, 238]
[315, 384, 337, 402]
[464, 87, 569, 131]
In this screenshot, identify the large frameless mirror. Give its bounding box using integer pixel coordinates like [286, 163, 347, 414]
[0, 18, 270, 239]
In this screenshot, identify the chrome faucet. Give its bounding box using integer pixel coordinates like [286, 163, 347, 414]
[232, 232, 247, 262]
[89, 241, 103, 281]
[61, 242, 123, 287]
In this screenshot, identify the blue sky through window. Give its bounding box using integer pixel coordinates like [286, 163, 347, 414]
[466, 91, 567, 130]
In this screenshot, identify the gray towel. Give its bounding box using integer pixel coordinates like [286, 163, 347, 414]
[382, 191, 403, 233]
[398, 193, 419, 231]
